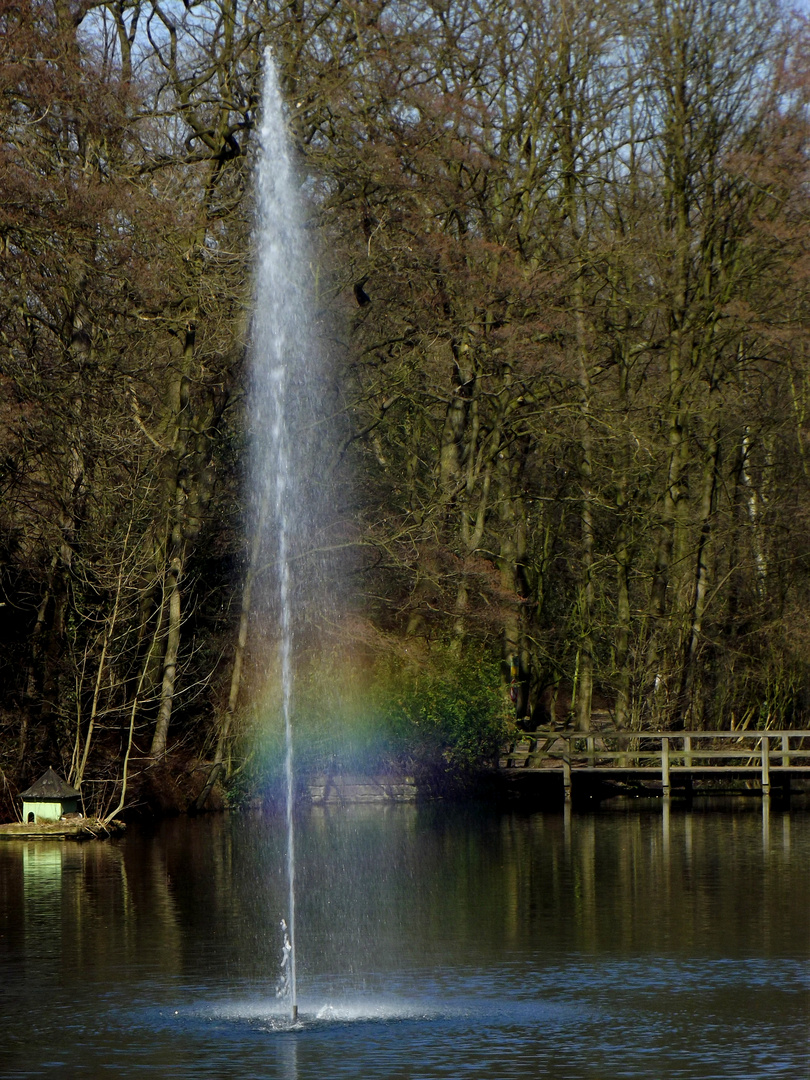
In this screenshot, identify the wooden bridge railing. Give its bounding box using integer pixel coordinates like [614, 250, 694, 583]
[500, 729, 810, 799]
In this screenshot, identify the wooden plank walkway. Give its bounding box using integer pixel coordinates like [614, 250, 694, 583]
[500, 729, 810, 801]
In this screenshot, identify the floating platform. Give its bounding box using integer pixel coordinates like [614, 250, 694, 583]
[0, 818, 125, 841]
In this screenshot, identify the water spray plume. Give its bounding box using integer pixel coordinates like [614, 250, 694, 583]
[253, 46, 310, 1025]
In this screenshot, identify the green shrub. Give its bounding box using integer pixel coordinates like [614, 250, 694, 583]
[380, 648, 513, 776]
[230, 644, 513, 800]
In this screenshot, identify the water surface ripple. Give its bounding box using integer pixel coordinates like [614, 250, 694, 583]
[1, 806, 807, 1079]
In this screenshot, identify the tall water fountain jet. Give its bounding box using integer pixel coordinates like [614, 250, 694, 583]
[252, 49, 319, 1024]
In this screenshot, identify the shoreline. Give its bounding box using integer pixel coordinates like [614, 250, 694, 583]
[0, 818, 125, 841]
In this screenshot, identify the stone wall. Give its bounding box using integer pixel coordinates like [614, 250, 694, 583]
[307, 774, 418, 804]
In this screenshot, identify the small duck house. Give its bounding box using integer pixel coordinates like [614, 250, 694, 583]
[19, 768, 81, 823]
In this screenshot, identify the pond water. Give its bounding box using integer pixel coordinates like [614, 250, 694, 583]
[1, 802, 808, 1079]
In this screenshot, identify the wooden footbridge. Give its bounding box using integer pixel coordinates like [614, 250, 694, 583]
[499, 729, 810, 802]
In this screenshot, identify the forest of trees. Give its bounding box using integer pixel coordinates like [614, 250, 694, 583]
[1, 0, 809, 815]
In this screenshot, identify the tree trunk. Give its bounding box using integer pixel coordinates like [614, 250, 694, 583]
[680, 418, 720, 726]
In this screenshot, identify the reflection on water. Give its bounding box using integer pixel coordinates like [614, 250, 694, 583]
[22, 844, 64, 983]
[280, 1035, 298, 1080]
[23, 844, 63, 916]
[0, 804, 808, 1080]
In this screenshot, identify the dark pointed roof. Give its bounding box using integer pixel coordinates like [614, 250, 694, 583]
[19, 767, 80, 801]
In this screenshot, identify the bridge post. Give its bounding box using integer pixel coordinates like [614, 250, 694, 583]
[761, 735, 770, 797]
[661, 737, 671, 798]
[563, 750, 572, 802]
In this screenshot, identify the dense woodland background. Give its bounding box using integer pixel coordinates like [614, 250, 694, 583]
[1, 0, 809, 816]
